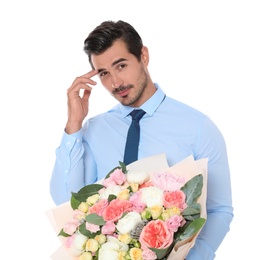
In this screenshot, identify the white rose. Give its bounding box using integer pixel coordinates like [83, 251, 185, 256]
[69, 233, 88, 256]
[116, 212, 142, 234]
[99, 185, 123, 200]
[107, 236, 129, 251]
[126, 171, 150, 184]
[98, 236, 128, 260]
[141, 186, 164, 207]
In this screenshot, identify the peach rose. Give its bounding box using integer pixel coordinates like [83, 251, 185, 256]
[163, 190, 187, 212]
[139, 219, 173, 249]
[102, 199, 133, 222]
[88, 199, 108, 216]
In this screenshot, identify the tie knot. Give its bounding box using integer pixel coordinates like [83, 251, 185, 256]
[130, 109, 146, 121]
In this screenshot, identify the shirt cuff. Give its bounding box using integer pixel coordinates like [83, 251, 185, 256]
[60, 129, 83, 152]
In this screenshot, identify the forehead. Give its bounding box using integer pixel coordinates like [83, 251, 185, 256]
[91, 40, 131, 70]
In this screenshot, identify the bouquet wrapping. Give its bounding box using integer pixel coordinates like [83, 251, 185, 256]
[46, 154, 207, 260]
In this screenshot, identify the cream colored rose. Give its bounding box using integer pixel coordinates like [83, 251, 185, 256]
[95, 234, 106, 244]
[118, 233, 132, 244]
[167, 206, 180, 216]
[129, 247, 143, 260]
[79, 252, 93, 260]
[162, 207, 180, 220]
[86, 194, 100, 205]
[126, 171, 149, 184]
[117, 189, 130, 200]
[149, 205, 163, 219]
[118, 251, 127, 260]
[78, 202, 89, 213]
[129, 183, 139, 192]
[141, 186, 164, 207]
[116, 212, 142, 234]
[85, 238, 99, 252]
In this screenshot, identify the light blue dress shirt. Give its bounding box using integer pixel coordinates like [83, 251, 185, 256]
[50, 83, 233, 259]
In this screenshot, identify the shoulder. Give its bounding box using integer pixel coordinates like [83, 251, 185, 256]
[163, 96, 207, 119]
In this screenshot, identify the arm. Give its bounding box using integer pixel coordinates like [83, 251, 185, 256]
[49, 71, 98, 205]
[50, 130, 86, 205]
[186, 117, 234, 259]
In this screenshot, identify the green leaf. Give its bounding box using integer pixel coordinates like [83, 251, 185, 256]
[149, 242, 174, 259]
[183, 215, 195, 221]
[85, 213, 106, 225]
[179, 218, 206, 241]
[127, 185, 133, 193]
[58, 228, 71, 237]
[70, 196, 81, 210]
[108, 194, 117, 202]
[71, 184, 104, 208]
[182, 206, 200, 216]
[181, 174, 203, 206]
[119, 161, 127, 174]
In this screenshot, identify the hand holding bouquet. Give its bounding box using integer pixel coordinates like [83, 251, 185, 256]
[47, 154, 207, 260]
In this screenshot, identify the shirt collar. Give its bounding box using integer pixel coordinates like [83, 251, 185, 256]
[120, 83, 166, 118]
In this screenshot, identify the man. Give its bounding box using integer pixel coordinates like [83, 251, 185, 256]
[50, 20, 233, 259]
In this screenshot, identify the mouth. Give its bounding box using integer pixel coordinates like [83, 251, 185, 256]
[113, 85, 132, 97]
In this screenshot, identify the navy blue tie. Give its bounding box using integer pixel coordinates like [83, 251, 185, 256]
[123, 109, 146, 165]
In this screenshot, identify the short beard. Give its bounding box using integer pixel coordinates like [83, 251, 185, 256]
[116, 69, 149, 106]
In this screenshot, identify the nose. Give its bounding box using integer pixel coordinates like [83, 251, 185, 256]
[111, 73, 123, 89]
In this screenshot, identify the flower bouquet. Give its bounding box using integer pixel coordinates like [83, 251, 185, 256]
[46, 154, 207, 260]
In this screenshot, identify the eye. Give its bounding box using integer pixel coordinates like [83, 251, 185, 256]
[99, 71, 109, 78]
[118, 63, 127, 70]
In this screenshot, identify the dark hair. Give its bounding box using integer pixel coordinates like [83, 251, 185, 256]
[83, 20, 143, 68]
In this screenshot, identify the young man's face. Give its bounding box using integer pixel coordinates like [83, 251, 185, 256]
[92, 40, 154, 107]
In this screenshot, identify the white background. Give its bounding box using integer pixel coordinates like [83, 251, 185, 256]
[1, 0, 267, 259]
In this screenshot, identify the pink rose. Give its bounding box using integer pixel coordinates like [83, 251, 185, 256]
[102, 178, 117, 187]
[63, 218, 80, 235]
[86, 222, 100, 233]
[101, 221, 116, 235]
[110, 169, 127, 185]
[129, 190, 146, 213]
[102, 199, 133, 222]
[142, 248, 157, 260]
[73, 209, 86, 220]
[102, 169, 126, 187]
[163, 190, 187, 211]
[152, 172, 185, 191]
[64, 234, 75, 248]
[166, 215, 185, 232]
[139, 219, 173, 249]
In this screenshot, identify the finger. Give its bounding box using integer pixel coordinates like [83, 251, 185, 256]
[80, 69, 99, 79]
[68, 79, 95, 94]
[82, 88, 92, 101]
[68, 70, 98, 91]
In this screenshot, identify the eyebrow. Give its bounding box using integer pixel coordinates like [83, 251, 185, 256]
[97, 58, 128, 74]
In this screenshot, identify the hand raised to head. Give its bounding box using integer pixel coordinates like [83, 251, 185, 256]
[65, 70, 98, 134]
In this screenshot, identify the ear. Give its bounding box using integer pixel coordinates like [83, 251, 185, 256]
[141, 46, 149, 66]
